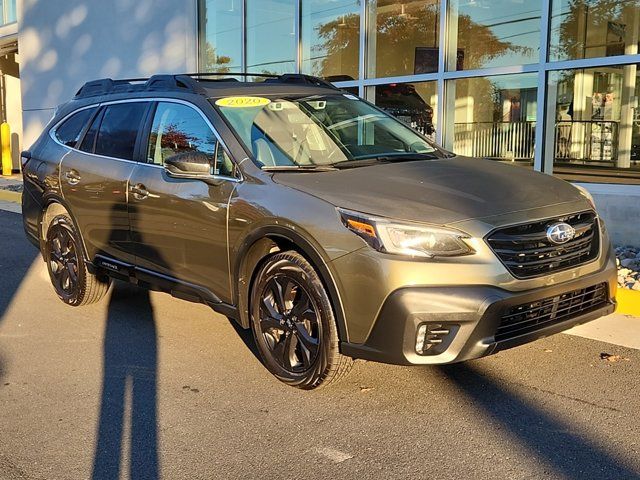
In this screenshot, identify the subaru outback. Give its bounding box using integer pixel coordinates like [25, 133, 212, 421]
[21, 73, 617, 389]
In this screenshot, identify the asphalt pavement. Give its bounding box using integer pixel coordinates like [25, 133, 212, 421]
[0, 209, 639, 480]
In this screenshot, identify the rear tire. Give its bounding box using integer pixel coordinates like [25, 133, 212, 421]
[44, 214, 111, 306]
[250, 251, 354, 389]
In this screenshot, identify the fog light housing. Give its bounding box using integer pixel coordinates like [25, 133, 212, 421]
[415, 323, 456, 355]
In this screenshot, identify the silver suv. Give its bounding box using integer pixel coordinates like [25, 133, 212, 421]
[22, 73, 617, 389]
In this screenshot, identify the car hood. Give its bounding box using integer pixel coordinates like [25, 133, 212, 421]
[271, 157, 586, 225]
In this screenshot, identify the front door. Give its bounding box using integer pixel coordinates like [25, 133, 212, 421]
[128, 101, 237, 303]
[60, 102, 150, 264]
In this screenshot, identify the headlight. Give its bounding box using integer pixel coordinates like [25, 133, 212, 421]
[574, 184, 596, 210]
[338, 208, 474, 258]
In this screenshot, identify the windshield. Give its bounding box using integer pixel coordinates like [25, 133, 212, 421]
[213, 93, 441, 168]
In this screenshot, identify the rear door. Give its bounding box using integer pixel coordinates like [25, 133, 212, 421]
[128, 100, 238, 303]
[60, 101, 150, 264]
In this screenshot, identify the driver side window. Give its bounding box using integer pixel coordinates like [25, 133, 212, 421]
[147, 102, 216, 166]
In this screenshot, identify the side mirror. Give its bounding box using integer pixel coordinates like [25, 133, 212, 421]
[164, 152, 212, 178]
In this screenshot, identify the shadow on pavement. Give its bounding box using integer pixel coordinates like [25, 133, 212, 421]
[91, 283, 159, 480]
[438, 363, 638, 479]
[0, 211, 39, 382]
[227, 317, 261, 362]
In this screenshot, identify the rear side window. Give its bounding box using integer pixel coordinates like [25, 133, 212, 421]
[79, 108, 104, 153]
[94, 103, 148, 160]
[55, 107, 96, 148]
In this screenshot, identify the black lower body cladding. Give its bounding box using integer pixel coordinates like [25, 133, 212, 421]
[340, 251, 617, 366]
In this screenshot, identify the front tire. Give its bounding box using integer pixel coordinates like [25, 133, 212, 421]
[44, 214, 111, 306]
[250, 251, 354, 389]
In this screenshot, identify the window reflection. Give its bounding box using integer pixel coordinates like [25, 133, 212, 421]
[216, 95, 436, 168]
[199, 0, 243, 72]
[448, 0, 541, 70]
[550, 0, 640, 62]
[367, 0, 440, 78]
[301, 0, 360, 80]
[246, 0, 297, 74]
[374, 82, 437, 139]
[148, 103, 216, 166]
[549, 65, 640, 183]
[448, 73, 537, 166]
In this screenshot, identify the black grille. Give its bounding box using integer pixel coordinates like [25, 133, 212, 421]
[495, 283, 608, 342]
[487, 211, 599, 279]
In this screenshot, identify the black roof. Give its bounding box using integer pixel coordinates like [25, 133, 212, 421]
[74, 73, 341, 100]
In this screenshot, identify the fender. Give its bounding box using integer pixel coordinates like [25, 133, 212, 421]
[39, 193, 93, 267]
[233, 223, 350, 342]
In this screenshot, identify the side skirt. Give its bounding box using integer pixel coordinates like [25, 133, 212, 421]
[93, 254, 241, 322]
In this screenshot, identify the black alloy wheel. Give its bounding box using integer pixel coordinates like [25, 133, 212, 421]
[47, 219, 80, 298]
[258, 274, 321, 372]
[44, 214, 111, 306]
[250, 251, 353, 389]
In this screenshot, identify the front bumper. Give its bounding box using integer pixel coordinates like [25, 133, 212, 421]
[340, 253, 617, 365]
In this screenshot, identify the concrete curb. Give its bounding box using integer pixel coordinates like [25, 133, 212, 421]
[566, 313, 640, 350]
[0, 190, 21, 203]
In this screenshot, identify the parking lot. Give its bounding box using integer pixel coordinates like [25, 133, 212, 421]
[0, 209, 639, 479]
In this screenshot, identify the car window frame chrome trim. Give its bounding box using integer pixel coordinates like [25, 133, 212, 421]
[49, 97, 243, 183]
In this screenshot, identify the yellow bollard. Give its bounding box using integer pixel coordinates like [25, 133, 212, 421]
[1, 122, 11, 176]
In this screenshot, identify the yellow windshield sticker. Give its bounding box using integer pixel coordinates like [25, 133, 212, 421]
[215, 96, 271, 108]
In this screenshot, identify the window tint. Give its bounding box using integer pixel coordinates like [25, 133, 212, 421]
[56, 107, 97, 148]
[79, 108, 104, 153]
[147, 102, 216, 166]
[95, 103, 147, 160]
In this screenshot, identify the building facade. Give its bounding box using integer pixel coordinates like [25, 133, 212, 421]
[18, 0, 640, 243]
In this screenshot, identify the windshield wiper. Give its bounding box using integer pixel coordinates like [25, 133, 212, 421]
[332, 153, 439, 169]
[261, 164, 337, 172]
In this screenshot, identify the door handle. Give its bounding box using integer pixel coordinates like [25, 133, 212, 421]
[64, 169, 81, 185]
[130, 183, 149, 200]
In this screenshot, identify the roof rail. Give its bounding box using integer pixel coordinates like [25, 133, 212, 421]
[266, 74, 339, 90]
[74, 72, 340, 99]
[180, 72, 339, 89]
[75, 78, 146, 98]
[181, 72, 280, 79]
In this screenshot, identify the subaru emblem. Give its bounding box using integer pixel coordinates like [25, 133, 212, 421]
[546, 222, 575, 244]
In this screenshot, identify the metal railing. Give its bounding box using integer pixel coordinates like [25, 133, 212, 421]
[453, 121, 536, 161]
[554, 120, 619, 164]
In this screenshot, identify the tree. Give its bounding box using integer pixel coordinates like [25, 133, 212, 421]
[313, 12, 361, 79]
[201, 42, 232, 73]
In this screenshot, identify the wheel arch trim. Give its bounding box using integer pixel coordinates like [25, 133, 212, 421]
[233, 225, 349, 342]
[39, 194, 92, 265]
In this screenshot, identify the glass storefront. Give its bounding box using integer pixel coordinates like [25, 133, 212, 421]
[0, 0, 16, 25]
[199, 0, 640, 184]
[550, 0, 640, 62]
[198, 0, 243, 72]
[301, 0, 360, 80]
[246, 0, 297, 74]
[549, 65, 640, 183]
[367, 0, 440, 77]
[448, 73, 537, 165]
[448, 0, 541, 70]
